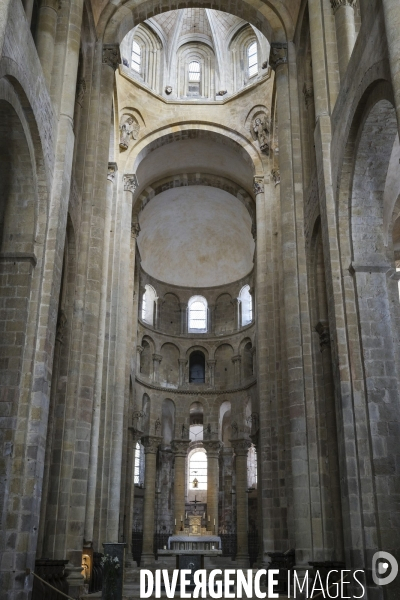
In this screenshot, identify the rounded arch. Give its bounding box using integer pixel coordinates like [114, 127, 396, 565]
[190, 400, 204, 441]
[160, 292, 181, 335]
[238, 284, 253, 327]
[99, 0, 294, 46]
[127, 125, 263, 190]
[120, 22, 164, 93]
[187, 446, 207, 492]
[214, 293, 234, 335]
[219, 400, 231, 446]
[142, 284, 157, 325]
[160, 342, 180, 386]
[189, 350, 206, 384]
[186, 345, 210, 360]
[214, 343, 234, 389]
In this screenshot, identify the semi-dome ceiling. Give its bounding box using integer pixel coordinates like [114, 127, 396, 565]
[137, 185, 255, 287]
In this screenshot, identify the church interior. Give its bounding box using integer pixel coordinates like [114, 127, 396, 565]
[1, 0, 400, 597]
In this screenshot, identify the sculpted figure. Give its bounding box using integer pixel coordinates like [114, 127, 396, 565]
[119, 115, 140, 150]
[252, 114, 270, 154]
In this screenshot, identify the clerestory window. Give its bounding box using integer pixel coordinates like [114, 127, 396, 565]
[188, 61, 201, 96]
[188, 296, 207, 332]
[132, 40, 141, 73]
[248, 41, 258, 78]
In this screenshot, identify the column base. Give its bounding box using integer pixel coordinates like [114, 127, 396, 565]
[141, 553, 156, 567]
[65, 563, 86, 599]
[235, 554, 250, 567]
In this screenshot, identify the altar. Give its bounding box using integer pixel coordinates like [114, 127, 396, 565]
[157, 514, 222, 558]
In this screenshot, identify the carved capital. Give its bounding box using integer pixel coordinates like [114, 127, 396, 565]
[315, 321, 331, 351]
[330, 0, 357, 12]
[203, 440, 223, 457]
[123, 174, 138, 194]
[152, 353, 162, 363]
[271, 168, 280, 186]
[141, 435, 161, 454]
[129, 427, 144, 443]
[232, 355, 241, 364]
[269, 43, 288, 70]
[131, 222, 140, 239]
[102, 44, 120, 70]
[253, 177, 264, 195]
[231, 438, 252, 456]
[171, 439, 190, 457]
[107, 162, 118, 182]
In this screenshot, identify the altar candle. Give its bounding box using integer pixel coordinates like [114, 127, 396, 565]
[186, 512, 187, 519]
[208, 515, 210, 522]
[175, 519, 176, 525]
[181, 515, 183, 521]
[203, 512, 205, 518]
[214, 519, 215, 525]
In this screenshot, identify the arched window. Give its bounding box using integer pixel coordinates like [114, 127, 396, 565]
[189, 351, 205, 384]
[142, 285, 157, 325]
[131, 40, 141, 72]
[248, 41, 258, 78]
[188, 296, 207, 332]
[189, 449, 207, 490]
[239, 285, 253, 326]
[188, 61, 201, 96]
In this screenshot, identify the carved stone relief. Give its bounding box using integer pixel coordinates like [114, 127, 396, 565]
[102, 44, 120, 70]
[269, 43, 288, 70]
[119, 114, 140, 150]
[251, 111, 270, 155]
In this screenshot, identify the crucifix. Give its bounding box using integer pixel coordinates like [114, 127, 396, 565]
[190, 495, 200, 514]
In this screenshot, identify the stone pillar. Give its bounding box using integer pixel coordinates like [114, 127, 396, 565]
[152, 354, 162, 383]
[270, 43, 313, 567]
[180, 303, 187, 334]
[315, 322, 344, 560]
[382, 0, 400, 132]
[234, 298, 241, 330]
[208, 303, 215, 334]
[141, 436, 161, 565]
[84, 162, 118, 546]
[232, 355, 241, 386]
[207, 360, 216, 387]
[124, 428, 143, 568]
[231, 439, 251, 566]
[253, 176, 274, 564]
[106, 174, 139, 544]
[178, 358, 187, 385]
[221, 447, 234, 533]
[330, 0, 356, 80]
[172, 440, 190, 533]
[35, 0, 58, 88]
[203, 441, 222, 534]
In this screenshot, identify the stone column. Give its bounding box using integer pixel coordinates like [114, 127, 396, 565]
[382, 0, 400, 132]
[106, 174, 139, 544]
[172, 440, 190, 533]
[35, 0, 59, 88]
[207, 360, 216, 387]
[315, 322, 344, 560]
[84, 162, 118, 546]
[232, 355, 241, 386]
[124, 428, 143, 568]
[178, 358, 187, 385]
[152, 354, 162, 383]
[208, 303, 215, 334]
[330, 0, 357, 80]
[203, 441, 222, 534]
[270, 43, 313, 567]
[231, 439, 251, 566]
[141, 436, 161, 565]
[253, 176, 274, 563]
[180, 303, 187, 334]
[234, 298, 241, 330]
